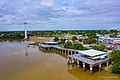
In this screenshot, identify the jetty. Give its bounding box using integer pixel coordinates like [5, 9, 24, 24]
[38, 41, 110, 74]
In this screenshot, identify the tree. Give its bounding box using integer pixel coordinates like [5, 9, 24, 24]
[72, 43, 84, 50]
[92, 46, 99, 50]
[72, 36, 77, 41]
[110, 50, 120, 62]
[98, 43, 106, 51]
[86, 32, 97, 38]
[83, 38, 97, 44]
[54, 37, 59, 42]
[92, 43, 106, 51]
[110, 50, 120, 73]
[111, 63, 120, 73]
[60, 38, 66, 44]
[64, 41, 72, 48]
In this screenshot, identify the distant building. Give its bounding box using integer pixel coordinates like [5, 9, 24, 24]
[113, 40, 120, 45]
[98, 37, 120, 44]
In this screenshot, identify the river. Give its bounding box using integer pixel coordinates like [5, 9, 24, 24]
[0, 41, 119, 80]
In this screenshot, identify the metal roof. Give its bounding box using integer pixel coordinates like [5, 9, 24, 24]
[78, 49, 106, 57]
[69, 54, 109, 65]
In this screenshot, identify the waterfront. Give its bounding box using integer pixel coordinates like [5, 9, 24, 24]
[0, 41, 120, 80]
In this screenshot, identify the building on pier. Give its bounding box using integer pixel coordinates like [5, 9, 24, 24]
[68, 49, 110, 74]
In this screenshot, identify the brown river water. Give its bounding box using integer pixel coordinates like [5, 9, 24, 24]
[0, 41, 120, 80]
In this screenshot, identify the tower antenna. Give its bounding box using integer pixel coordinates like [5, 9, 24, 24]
[24, 18, 28, 39]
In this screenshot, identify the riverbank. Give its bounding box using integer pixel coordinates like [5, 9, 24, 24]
[0, 37, 51, 42]
[25, 37, 51, 42]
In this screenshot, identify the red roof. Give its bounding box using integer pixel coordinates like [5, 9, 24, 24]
[113, 41, 120, 45]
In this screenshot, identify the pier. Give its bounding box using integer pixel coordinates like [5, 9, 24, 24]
[38, 42, 110, 74]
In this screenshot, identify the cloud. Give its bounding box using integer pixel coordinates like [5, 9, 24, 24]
[0, 0, 120, 31]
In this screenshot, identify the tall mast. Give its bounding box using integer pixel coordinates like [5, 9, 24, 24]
[24, 18, 28, 39]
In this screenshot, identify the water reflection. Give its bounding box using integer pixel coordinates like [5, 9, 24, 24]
[25, 41, 29, 57]
[39, 47, 68, 59]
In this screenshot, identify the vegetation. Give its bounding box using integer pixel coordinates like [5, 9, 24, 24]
[0, 32, 24, 40]
[0, 30, 119, 41]
[71, 36, 77, 41]
[83, 38, 97, 44]
[64, 41, 72, 48]
[64, 41, 88, 50]
[92, 43, 106, 51]
[60, 38, 66, 44]
[110, 50, 120, 73]
[54, 37, 59, 42]
[72, 43, 83, 50]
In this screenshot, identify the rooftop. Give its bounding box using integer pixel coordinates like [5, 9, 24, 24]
[78, 49, 106, 57]
[69, 54, 109, 65]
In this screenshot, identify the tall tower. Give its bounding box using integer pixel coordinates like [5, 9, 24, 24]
[24, 21, 28, 39]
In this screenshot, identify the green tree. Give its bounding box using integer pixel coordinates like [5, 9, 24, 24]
[86, 32, 97, 38]
[84, 38, 97, 44]
[54, 37, 59, 42]
[92, 43, 105, 51]
[71, 36, 77, 41]
[110, 50, 120, 73]
[98, 43, 106, 51]
[111, 63, 120, 73]
[64, 41, 72, 48]
[110, 50, 120, 62]
[60, 38, 66, 44]
[92, 46, 99, 50]
[72, 43, 83, 50]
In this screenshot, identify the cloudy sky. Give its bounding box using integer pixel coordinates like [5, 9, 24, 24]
[0, 0, 120, 31]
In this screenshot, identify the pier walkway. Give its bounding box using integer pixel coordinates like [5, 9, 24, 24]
[38, 42, 110, 74]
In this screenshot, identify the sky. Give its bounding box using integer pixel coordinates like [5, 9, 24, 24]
[0, 0, 120, 31]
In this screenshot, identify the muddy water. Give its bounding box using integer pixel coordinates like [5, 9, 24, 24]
[0, 41, 120, 80]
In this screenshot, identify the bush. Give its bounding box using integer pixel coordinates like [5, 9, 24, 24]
[54, 37, 59, 42]
[111, 63, 120, 73]
[110, 50, 120, 73]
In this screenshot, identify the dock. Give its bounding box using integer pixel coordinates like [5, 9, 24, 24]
[38, 42, 110, 74]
